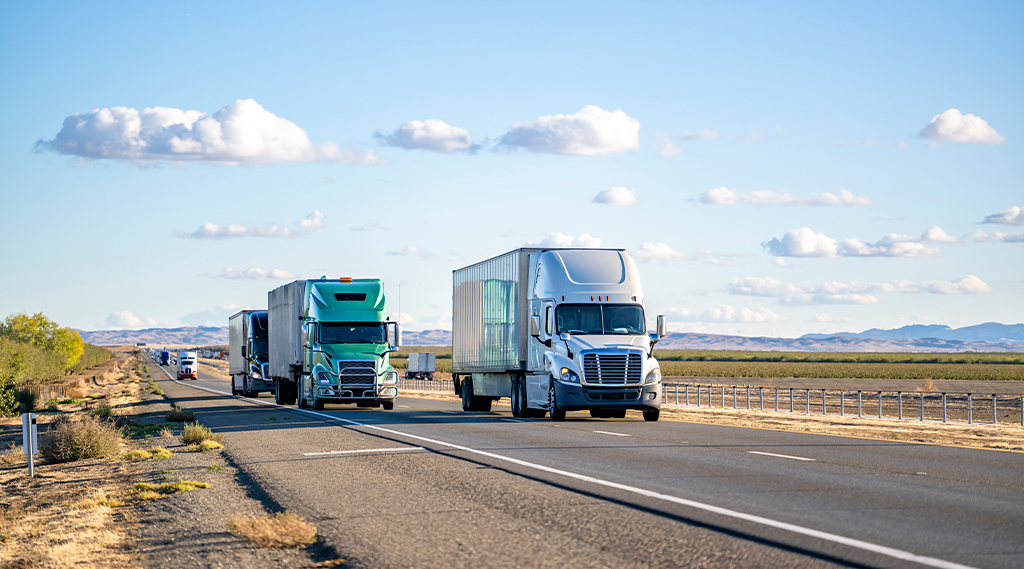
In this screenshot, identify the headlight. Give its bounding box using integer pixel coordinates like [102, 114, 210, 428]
[644, 368, 662, 384]
[316, 371, 332, 384]
[380, 370, 399, 385]
[560, 367, 580, 383]
[251, 369, 261, 379]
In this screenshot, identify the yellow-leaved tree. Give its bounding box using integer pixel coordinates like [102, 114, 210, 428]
[0, 312, 84, 372]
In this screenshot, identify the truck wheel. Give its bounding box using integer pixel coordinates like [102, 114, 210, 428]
[381, 401, 394, 410]
[510, 376, 523, 418]
[461, 377, 472, 412]
[273, 379, 281, 404]
[314, 398, 324, 411]
[643, 409, 660, 422]
[283, 381, 297, 406]
[548, 381, 565, 421]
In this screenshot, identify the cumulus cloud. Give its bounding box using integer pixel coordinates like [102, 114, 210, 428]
[763, 226, 957, 257]
[980, 206, 1024, 226]
[179, 303, 247, 327]
[36, 99, 385, 165]
[655, 129, 718, 156]
[499, 105, 640, 155]
[593, 187, 639, 206]
[814, 313, 855, 323]
[176, 211, 324, 239]
[970, 230, 1024, 243]
[730, 275, 992, 305]
[375, 119, 475, 153]
[352, 223, 389, 232]
[213, 267, 294, 280]
[918, 109, 1005, 145]
[772, 257, 793, 268]
[670, 305, 783, 323]
[700, 187, 872, 207]
[534, 233, 604, 248]
[104, 311, 156, 329]
[633, 242, 687, 262]
[386, 245, 436, 259]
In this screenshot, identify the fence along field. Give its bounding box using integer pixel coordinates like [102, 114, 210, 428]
[392, 347, 1024, 381]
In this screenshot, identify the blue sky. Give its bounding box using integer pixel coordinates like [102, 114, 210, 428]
[1, 1, 1021, 337]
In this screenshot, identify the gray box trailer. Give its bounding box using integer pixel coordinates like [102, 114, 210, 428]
[268, 281, 305, 404]
[229, 310, 272, 397]
[405, 352, 436, 379]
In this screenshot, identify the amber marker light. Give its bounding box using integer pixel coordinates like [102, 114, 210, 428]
[340, 277, 353, 282]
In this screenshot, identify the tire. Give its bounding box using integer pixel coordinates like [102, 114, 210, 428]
[243, 376, 253, 398]
[273, 379, 281, 404]
[381, 401, 394, 410]
[548, 380, 565, 421]
[643, 409, 660, 422]
[314, 398, 325, 411]
[297, 382, 307, 409]
[461, 377, 473, 412]
[283, 381, 297, 406]
[510, 376, 523, 418]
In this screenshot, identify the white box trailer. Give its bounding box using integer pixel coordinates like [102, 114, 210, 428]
[452, 248, 665, 421]
[229, 310, 272, 397]
[405, 352, 436, 379]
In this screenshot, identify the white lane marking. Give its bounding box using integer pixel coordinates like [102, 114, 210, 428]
[748, 451, 816, 462]
[440, 410, 459, 414]
[170, 378, 978, 569]
[397, 405, 411, 408]
[501, 418, 525, 423]
[302, 447, 424, 457]
[593, 430, 631, 437]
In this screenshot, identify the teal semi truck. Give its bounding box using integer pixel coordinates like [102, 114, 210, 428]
[268, 277, 401, 410]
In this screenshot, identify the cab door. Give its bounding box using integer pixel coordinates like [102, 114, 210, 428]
[526, 300, 555, 409]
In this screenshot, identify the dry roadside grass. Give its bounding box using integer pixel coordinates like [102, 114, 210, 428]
[198, 358, 229, 380]
[227, 512, 318, 548]
[398, 389, 1024, 452]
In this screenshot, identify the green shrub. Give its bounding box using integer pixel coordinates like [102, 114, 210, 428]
[90, 402, 114, 418]
[180, 421, 223, 446]
[166, 407, 195, 422]
[39, 415, 123, 463]
[14, 389, 36, 413]
[0, 376, 16, 417]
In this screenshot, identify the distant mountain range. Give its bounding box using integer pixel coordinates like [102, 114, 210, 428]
[78, 323, 1023, 352]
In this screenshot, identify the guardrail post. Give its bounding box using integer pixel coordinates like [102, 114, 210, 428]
[942, 393, 947, 422]
[733, 386, 737, 409]
[858, 391, 862, 417]
[759, 387, 763, 410]
[840, 391, 844, 416]
[790, 388, 794, 413]
[685, 384, 690, 405]
[746, 386, 750, 409]
[805, 389, 810, 414]
[821, 389, 826, 415]
[920, 392, 924, 421]
[898, 392, 903, 420]
[774, 388, 779, 412]
[721, 386, 725, 408]
[968, 393, 973, 424]
[992, 394, 997, 425]
[878, 392, 882, 419]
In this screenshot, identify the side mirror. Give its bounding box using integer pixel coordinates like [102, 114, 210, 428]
[301, 323, 310, 348]
[559, 332, 572, 342]
[241, 345, 247, 357]
[530, 315, 541, 337]
[388, 322, 402, 351]
[657, 315, 666, 338]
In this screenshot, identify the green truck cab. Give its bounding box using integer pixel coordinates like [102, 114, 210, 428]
[268, 278, 401, 410]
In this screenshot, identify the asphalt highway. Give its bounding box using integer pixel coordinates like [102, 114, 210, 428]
[155, 363, 1023, 569]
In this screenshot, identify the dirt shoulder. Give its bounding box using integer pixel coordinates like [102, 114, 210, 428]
[397, 389, 1024, 452]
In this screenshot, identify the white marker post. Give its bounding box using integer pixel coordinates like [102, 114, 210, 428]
[22, 413, 37, 478]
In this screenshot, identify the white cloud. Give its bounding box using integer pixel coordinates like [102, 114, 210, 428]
[763, 226, 956, 257]
[352, 224, 389, 232]
[970, 229, 1024, 243]
[918, 108, 1005, 145]
[700, 187, 872, 207]
[390, 312, 452, 330]
[375, 119, 474, 153]
[499, 105, 640, 155]
[179, 303, 247, 327]
[771, 257, 793, 268]
[730, 275, 992, 306]
[176, 211, 324, 239]
[633, 242, 687, 262]
[535, 233, 603, 248]
[656, 129, 718, 156]
[670, 305, 783, 323]
[656, 134, 682, 157]
[593, 187, 639, 206]
[104, 311, 156, 330]
[981, 206, 1024, 226]
[386, 245, 436, 259]
[213, 267, 294, 280]
[36, 99, 385, 165]
[814, 313, 855, 323]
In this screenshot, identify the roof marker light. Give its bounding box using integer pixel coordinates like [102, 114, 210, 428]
[340, 277, 353, 282]
[590, 296, 594, 301]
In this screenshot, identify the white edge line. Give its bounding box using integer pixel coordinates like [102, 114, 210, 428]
[593, 430, 631, 437]
[501, 418, 525, 423]
[166, 375, 978, 569]
[748, 451, 816, 462]
[302, 447, 424, 457]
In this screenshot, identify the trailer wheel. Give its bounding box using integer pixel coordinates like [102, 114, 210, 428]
[510, 376, 522, 418]
[643, 409, 660, 422]
[461, 377, 472, 411]
[548, 380, 565, 421]
[381, 401, 394, 410]
[273, 379, 281, 404]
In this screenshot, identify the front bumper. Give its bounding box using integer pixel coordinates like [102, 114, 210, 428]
[315, 385, 397, 402]
[553, 381, 661, 412]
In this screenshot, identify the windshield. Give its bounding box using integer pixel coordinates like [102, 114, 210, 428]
[319, 322, 386, 344]
[555, 304, 646, 335]
[252, 339, 268, 359]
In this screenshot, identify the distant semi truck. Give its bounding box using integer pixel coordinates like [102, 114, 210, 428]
[268, 278, 401, 410]
[229, 310, 273, 397]
[177, 351, 198, 380]
[160, 351, 171, 366]
[405, 352, 436, 380]
[452, 248, 665, 421]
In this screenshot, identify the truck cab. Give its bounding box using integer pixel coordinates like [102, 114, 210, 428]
[177, 351, 198, 380]
[269, 278, 402, 410]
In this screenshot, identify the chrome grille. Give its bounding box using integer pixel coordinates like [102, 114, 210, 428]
[338, 360, 376, 385]
[582, 353, 642, 385]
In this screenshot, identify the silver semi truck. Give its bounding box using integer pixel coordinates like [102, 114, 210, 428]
[268, 278, 401, 410]
[229, 310, 273, 397]
[452, 248, 665, 421]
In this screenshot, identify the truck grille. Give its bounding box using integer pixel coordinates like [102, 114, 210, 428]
[582, 353, 642, 385]
[338, 361, 376, 385]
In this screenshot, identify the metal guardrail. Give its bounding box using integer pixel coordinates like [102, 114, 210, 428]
[396, 378, 1024, 426]
[661, 383, 1024, 426]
